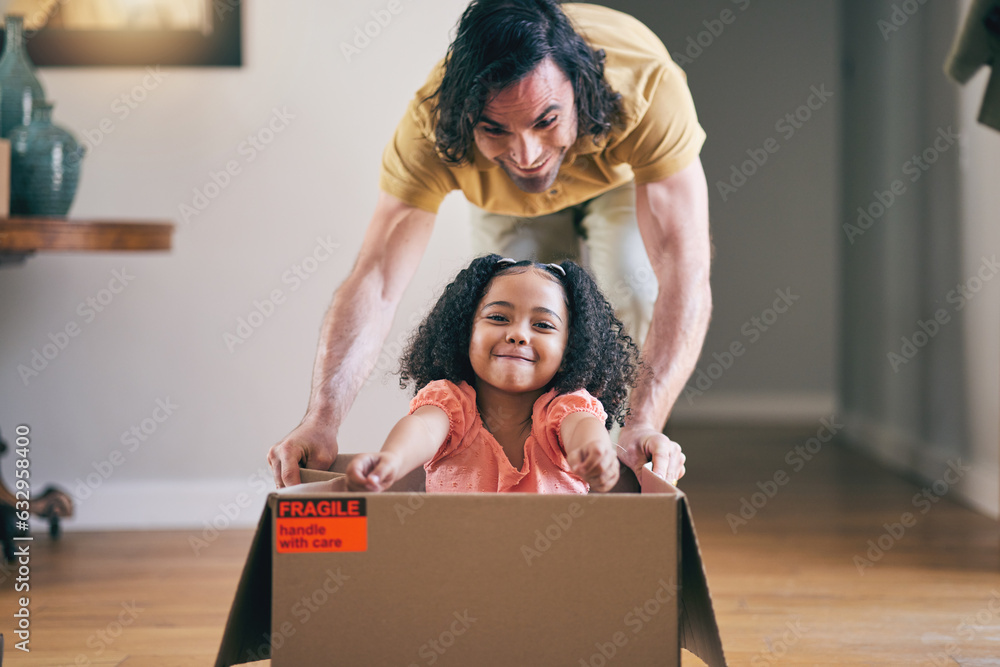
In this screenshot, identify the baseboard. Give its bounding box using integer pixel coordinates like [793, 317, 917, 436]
[669, 391, 837, 426]
[59, 477, 273, 532]
[843, 414, 1000, 519]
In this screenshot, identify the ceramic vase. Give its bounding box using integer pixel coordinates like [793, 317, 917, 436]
[0, 15, 45, 138]
[9, 101, 85, 217]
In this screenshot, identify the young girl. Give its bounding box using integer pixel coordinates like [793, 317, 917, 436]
[346, 254, 641, 494]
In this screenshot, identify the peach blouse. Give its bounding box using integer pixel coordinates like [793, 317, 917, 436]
[410, 379, 608, 494]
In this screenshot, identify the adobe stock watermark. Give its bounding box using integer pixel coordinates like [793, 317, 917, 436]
[394, 491, 427, 524]
[670, 0, 751, 67]
[843, 126, 960, 244]
[240, 567, 350, 663]
[751, 618, 809, 666]
[603, 260, 658, 312]
[683, 287, 800, 403]
[341, 0, 409, 63]
[178, 106, 295, 224]
[716, 83, 834, 202]
[853, 458, 972, 575]
[578, 577, 679, 667]
[71, 397, 179, 505]
[877, 0, 928, 41]
[520, 496, 599, 566]
[406, 610, 477, 667]
[926, 589, 1000, 666]
[16, 267, 135, 386]
[188, 465, 272, 556]
[73, 600, 144, 667]
[366, 308, 428, 387]
[887, 254, 999, 372]
[74, 67, 168, 162]
[726, 416, 843, 534]
[224, 235, 341, 352]
[21, 1, 66, 42]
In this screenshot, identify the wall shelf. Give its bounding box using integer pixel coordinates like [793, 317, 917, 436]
[0, 217, 174, 264]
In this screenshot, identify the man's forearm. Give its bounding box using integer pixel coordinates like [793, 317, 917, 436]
[304, 271, 399, 430]
[300, 191, 436, 433]
[629, 159, 712, 431]
[627, 270, 711, 430]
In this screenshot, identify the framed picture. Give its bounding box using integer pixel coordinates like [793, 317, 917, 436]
[0, 0, 241, 67]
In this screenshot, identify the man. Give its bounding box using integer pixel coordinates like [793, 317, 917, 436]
[269, 0, 711, 488]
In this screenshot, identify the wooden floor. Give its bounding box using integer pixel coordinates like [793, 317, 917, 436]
[1, 425, 998, 665]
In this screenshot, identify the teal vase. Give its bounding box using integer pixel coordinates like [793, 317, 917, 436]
[0, 15, 45, 138]
[9, 101, 85, 217]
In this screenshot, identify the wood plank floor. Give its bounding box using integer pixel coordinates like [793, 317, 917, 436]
[1, 425, 997, 665]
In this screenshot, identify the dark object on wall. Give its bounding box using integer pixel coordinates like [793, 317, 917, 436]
[0, 15, 45, 138]
[9, 101, 85, 216]
[0, 3, 242, 67]
[945, 0, 1000, 131]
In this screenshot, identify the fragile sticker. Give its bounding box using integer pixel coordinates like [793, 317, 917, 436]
[275, 498, 367, 553]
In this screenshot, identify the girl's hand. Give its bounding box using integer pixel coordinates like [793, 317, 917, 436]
[567, 440, 620, 492]
[346, 451, 402, 492]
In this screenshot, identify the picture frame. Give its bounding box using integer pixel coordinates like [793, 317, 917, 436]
[0, 0, 242, 67]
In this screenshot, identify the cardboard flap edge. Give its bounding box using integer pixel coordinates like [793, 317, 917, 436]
[214, 501, 274, 667]
[678, 495, 727, 667]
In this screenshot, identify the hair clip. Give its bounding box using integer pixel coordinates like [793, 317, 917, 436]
[545, 263, 566, 277]
[496, 257, 517, 267]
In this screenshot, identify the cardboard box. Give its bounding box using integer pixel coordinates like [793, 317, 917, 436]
[216, 458, 726, 666]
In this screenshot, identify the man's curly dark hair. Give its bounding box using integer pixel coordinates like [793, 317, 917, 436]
[428, 0, 626, 166]
[399, 254, 641, 429]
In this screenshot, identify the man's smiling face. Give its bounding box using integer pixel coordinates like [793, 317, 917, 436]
[471, 58, 579, 193]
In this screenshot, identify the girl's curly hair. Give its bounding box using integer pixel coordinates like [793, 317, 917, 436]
[428, 0, 625, 166]
[399, 254, 641, 428]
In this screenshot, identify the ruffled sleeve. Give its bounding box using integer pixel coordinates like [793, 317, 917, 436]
[409, 380, 478, 465]
[533, 389, 609, 470]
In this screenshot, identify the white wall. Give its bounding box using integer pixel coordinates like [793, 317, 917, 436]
[0, 0, 476, 531]
[616, 0, 840, 424]
[0, 1, 841, 531]
[956, 20, 1000, 517]
[836, 0, 999, 519]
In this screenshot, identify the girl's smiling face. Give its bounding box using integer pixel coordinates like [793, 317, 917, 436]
[469, 268, 570, 396]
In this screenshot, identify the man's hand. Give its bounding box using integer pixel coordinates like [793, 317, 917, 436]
[267, 419, 339, 488]
[617, 425, 685, 485]
[346, 451, 403, 492]
[567, 440, 620, 492]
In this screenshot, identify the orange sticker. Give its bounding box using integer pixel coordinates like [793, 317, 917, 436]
[276, 499, 367, 553]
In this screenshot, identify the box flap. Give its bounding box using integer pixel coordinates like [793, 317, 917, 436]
[638, 462, 682, 496]
[214, 503, 273, 667]
[639, 464, 726, 666]
[286, 469, 348, 492]
[678, 495, 727, 666]
[298, 468, 344, 484]
[326, 455, 426, 492]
